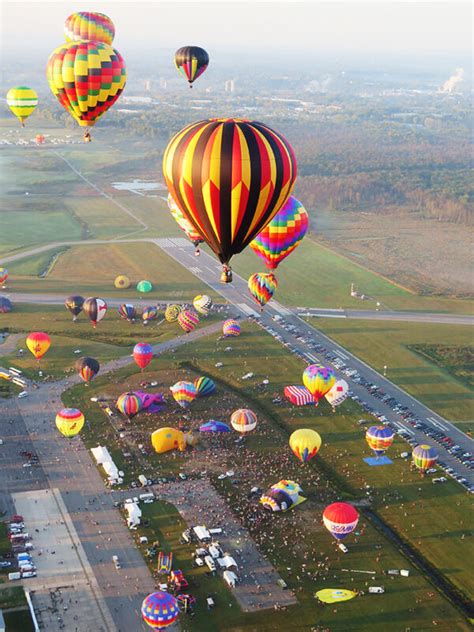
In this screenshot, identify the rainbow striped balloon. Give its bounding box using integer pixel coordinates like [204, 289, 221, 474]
[64, 12, 115, 45]
[194, 376, 216, 397]
[412, 444, 438, 473]
[250, 196, 309, 270]
[116, 392, 142, 419]
[230, 409, 257, 434]
[142, 306, 158, 324]
[248, 272, 278, 309]
[222, 319, 241, 337]
[170, 381, 197, 408]
[366, 425, 395, 456]
[177, 310, 199, 333]
[302, 364, 336, 406]
[55, 408, 85, 438]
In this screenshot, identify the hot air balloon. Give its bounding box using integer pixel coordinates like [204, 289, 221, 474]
[151, 428, 187, 454]
[141, 591, 180, 629]
[250, 195, 309, 270]
[193, 295, 212, 315]
[46, 41, 126, 141]
[133, 342, 153, 371]
[137, 280, 153, 293]
[35, 134, 45, 145]
[116, 392, 142, 419]
[55, 408, 85, 438]
[248, 272, 278, 310]
[412, 444, 438, 474]
[64, 295, 84, 321]
[366, 425, 395, 456]
[170, 381, 196, 409]
[260, 480, 306, 512]
[222, 319, 240, 337]
[0, 297, 12, 314]
[114, 275, 130, 289]
[168, 193, 204, 254]
[162, 118, 297, 280]
[289, 429, 322, 463]
[26, 332, 51, 362]
[325, 379, 349, 410]
[199, 420, 230, 433]
[118, 303, 137, 321]
[323, 502, 359, 541]
[230, 409, 257, 434]
[83, 297, 107, 328]
[194, 376, 216, 397]
[165, 304, 182, 323]
[64, 11, 115, 45]
[142, 306, 158, 325]
[302, 364, 336, 406]
[75, 357, 100, 383]
[0, 268, 8, 285]
[177, 310, 199, 333]
[174, 46, 209, 87]
[6, 87, 38, 126]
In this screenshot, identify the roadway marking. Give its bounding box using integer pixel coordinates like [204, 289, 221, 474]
[402, 426, 415, 436]
[189, 266, 202, 274]
[334, 350, 349, 360]
[271, 303, 291, 315]
[237, 303, 260, 317]
[154, 238, 175, 248]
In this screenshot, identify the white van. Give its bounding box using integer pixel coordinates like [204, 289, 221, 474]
[139, 493, 154, 503]
[21, 571, 37, 578]
[208, 545, 221, 559]
[8, 572, 21, 581]
[368, 586, 384, 594]
[204, 555, 216, 571]
[112, 555, 121, 569]
[18, 391, 28, 399]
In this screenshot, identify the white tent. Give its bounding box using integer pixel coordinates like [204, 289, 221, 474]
[91, 446, 111, 464]
[125, 502, 142, 528]
[193, 526, 211, 541]
[220, 555, 238, 570]
[223, 570, 238, 587]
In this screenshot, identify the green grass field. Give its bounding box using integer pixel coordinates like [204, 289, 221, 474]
[310, 319, 474, 428]
[0, 586, 34, 632]
[409, 344, 474, 389]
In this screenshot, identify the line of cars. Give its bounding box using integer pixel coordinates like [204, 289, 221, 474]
[3, 514, 37, 580]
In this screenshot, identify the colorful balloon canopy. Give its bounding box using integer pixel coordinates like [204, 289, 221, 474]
[260, 480, 306, 512]
[165, 304, 182, 323]
[55, 408, 85, 438]
[170, 381, 196, 408]
[412, 444, 438, 473]
[83, 297, 107, 328]
[193, 295, 212, 315]
[366, 425, 395, 456]
[0, 297, 12, 314]
[248, 272, 278, 309]
[222, 319, 240, 337]
[151, 428, 186, 454]
[65, 295, 84, 321]
[6, 87, 38, 126]
[323, 502, 359, 541]
[75, 357, 100, 383]
[168, 193, 204, 251]
[118, 303, 137, 321]
[315, 589, 358, 604]
[250, 195, 309, 270]
[114, 275, 130, 289]
[302, 364, 336, 405]
[289, 429, 322, 463]
[162, 118, 297, 269]
[0, 268, 8, 284]
[199, 420, 230, 433]
[137, 280, 153, 293]
[325, 379, 349, 408]
[194, 376, 216, 397]
[141, 590, 180, 629]
[26, 332, 51, 360]
[174, 46, 209, 86]
[64, 12, 115, 45]
[142, 306, 158, 324]
[231, 409, 257, 434]
[133, 342, 153, 370]
[177, 310, 199, 333]
[46, 41, 126, 129]
[116, 392, 142, 418]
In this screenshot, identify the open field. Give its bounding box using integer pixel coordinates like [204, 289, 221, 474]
[408, 345, 474, 389]
[310, 319, 474, 427]
[0, 586, 34, 632]
[61, 324, 473, 630]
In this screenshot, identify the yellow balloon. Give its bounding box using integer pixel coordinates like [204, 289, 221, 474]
[7, 86, 38, 126]
[151, 427, 186, 454]
[114, 275, 130, 289]
[55, 408, 85, 438]
[289, 428, 322, 463]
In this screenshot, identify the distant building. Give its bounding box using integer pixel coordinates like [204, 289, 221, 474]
[224, 79, 235, 93]
[144, 80, 151, 91]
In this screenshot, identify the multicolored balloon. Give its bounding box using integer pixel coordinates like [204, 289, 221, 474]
[323, 502, 359, 541]
[162, 118, 297, 271]
[133, 342, 153, 371]
[142, 306, 158, 325]
[118, 303, 137, 321]
[75, 357, 100, 383]
[141, 591, 179, 629]
[170, 381, 197, 409]
[289, 429, 322, 463]
[325, 379, 349, 409]
[302, 364, 336, 406]
[194, 376, 216, 397]
[114, 275, 130, 289]
[116, 392, 142, 419]
[0, 268, 8, 285]
[83, 297, 107, 328]
[193, 295, 212, 316]
[230, 409, 257, 434]
[55, 408, 85, 438]
[177, 310, 199, 333]
[366, 425, 395, 456]
[222, 319, 240, 337]
[165, 304, 182, 323]
[412, 444, 438, 473]
[6, 87, 38, 126]
[248, 272, 278, 309]
[64, 12, 115, 45]
[137, 280, 153, 293]
[174, 46, 209, 87]
[250, 195, 309, 270]
[199, 420, 230, 433]
[65, 295, 84, 321]
[26, 332, 51, 361]
[46, 41, 126, 131]
[167, 193, 204, 253]
[0, 297, 12, 314]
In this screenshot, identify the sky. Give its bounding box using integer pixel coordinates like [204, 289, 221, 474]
[1, 1, 472, 57]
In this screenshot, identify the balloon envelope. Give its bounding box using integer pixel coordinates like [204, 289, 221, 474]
[323, 502, 359, 541]
[6, 87, 38, 125]
[193, 295, 212, 315]
[64, 11, 115, 45]
[83, 297, 107, 327]
[55, 408, 85, 437]
[118, 303, 137, 321]
[289, 429, 322, 463]
[75, 357, 100, 383]
[302, 364, 336, 405]
[165, 304, 182, 323]
[26, 332, 51, 360]
[168, 194, 204, 247]
[116, 392, 142, 418]
[199, 420, 230, 433]
[222, 319, 240, 337]
[151, 428, 186, 454]
[141, 590, 180, 629]
[412, 444, 438, 472]
[194, 376, 216, 397]
[137, 280, 153, 293]
[0, 268, 8, 284]
[114, 275, 130, 289]
[133, 342, 153, 369]
[65, 295, 84, 319]
[142, 306, 158, 323]
[231, 409, 257, 433]
[325, 379, 349, 407]
[0, 296, 12, 314]
[174, 46, 209, 85]
[170, 381, 196, 408]
[177, 310, 199, 333]
[248, 272, 278, 309]
[366, 425, 395, 456]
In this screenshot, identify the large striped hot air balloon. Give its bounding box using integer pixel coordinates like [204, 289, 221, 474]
[302, 364, 336, 406]
[75, 357, 100, 383]
[230, 409, 257, 434]
[64, 11, 115, 45]
[174, 46, 209, 87]
[55, 408, 85, 438]
[133, 342, 153, 371]
[222, 319, 240, 337]
[118, 303, 137, 321]
[177, 310, 199, 333]
[170, 381, 196, 409]
[248, 272, 278, 310]
[26, 332, 51, 361]
[168, 194, 204, 254]
[142, 306, 158, 325]
[250, 195, 309, 270]
[323, 502, 359, 541]
[141, 591, 179, 629]
[194, 376, 216, 397]
[193, 295, 212, 316]
[289, 429, 322, 463]
[366, 425, 395, 456]
[116, 392, 142, 419]
[412, 444, 438, 473]
[162, 118, 297, 279]
[6, 87, 38, 126]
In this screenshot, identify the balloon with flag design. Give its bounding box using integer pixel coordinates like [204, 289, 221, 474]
[83, 297, 107, 328]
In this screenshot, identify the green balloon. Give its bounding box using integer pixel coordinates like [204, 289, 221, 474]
[137, 280, 153, 293]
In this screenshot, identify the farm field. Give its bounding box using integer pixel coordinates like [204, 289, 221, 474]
[408, 344, 474, 389]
